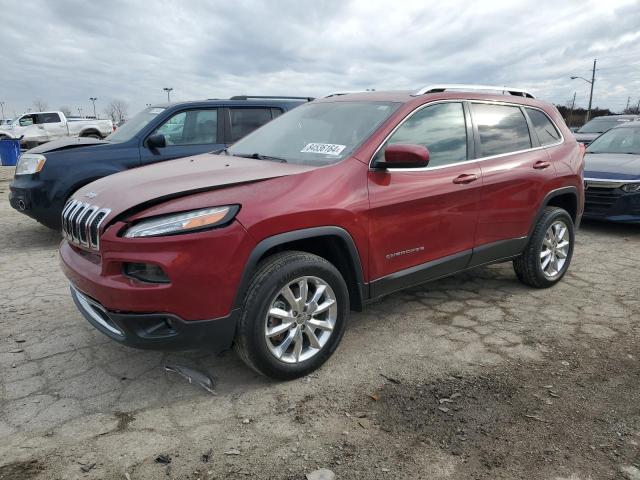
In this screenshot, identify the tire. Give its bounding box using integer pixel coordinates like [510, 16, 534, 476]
[234, 251, 350, 380]
[82, 132, 101, 139]
[513, 206, 574, 288]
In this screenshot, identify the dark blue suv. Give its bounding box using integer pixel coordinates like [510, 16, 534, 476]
[9, 96, 311, 229]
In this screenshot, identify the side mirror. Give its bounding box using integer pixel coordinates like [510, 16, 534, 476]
[146, 133, 166, 149]
[374, 144, 430, 169]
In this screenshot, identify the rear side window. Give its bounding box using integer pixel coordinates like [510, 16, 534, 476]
[472, 103, 531, 157]
[375, 102, 467, 168]
[230, 108, 273, 142]
[526, 108, 561, 146]
[36, 113, 61, 123]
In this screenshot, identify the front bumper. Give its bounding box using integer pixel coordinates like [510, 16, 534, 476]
[583, 180, 640, 223]
[9, 175, 64, 229]
[71, 285, 238, 351]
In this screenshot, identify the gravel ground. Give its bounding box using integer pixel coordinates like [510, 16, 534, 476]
[0, 166, 639, 480]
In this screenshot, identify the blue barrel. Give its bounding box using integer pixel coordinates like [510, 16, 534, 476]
[0, 138, 21, 166]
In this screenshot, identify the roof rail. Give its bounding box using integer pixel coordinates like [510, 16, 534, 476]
[229, 95, 315, 101]
[413, 84, 535, 99]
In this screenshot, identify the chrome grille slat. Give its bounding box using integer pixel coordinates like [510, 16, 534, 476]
[61, 199, 110, 251]
[72, 203, 88, 243]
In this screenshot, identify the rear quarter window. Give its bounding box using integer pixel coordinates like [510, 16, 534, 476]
[472, 103, 532, 157]
[36, 113, 61, 123]
[526, 108, 561, 146]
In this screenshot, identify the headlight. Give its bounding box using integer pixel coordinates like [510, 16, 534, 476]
[15, 154, 46, 175]
[123, 205, 239, 238]
[621, 183, 640, 193]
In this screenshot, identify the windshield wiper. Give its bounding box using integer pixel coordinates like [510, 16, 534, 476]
[231, 152, 288, 163]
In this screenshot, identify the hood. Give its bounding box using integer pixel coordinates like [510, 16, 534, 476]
[73, 153, 318, 223]
[27, 136, 110, 154]
[584, 153, 640, 180]
[573, 132, 600, 143]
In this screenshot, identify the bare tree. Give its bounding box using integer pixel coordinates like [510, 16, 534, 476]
[59, 106, 72, 117]
[33, 99, 48, 111]
[104, 100, 128, 124]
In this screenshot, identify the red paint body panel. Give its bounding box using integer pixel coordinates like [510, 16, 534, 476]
[59, 90, 584, 328]
[367, 162, 482, 279]
[60, 220, 254, 320]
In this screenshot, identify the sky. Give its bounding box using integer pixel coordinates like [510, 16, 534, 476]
[1, 0, 639, 119]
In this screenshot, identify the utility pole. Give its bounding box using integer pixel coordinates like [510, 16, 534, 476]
[89, 97, 98, 118]
[0, 101, 4, 121]
[163, 87, 173, 102]
[568, 92, 576, 127]
[586, 58, 596, 122]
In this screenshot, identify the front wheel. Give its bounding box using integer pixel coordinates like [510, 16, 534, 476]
[234, 251, 349, 379]
[513, 206, 575, 288]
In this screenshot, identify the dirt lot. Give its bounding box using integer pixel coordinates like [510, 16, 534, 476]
[1, 166, 639, 480]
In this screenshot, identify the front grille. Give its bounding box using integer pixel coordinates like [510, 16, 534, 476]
[584, 181, 624, 214]
[61, 200, 110, 250]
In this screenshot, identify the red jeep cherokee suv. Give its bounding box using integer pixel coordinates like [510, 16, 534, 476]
[60, 85, 584, 379]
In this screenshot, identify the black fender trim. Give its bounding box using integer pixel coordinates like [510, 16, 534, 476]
[528, 186, 580, 237]
[233, 226, 367, 310]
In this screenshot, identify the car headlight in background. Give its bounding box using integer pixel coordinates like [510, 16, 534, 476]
[123, 205, 239, 238]
[621, 183, 640, 193]
[15, 153, 46, 175]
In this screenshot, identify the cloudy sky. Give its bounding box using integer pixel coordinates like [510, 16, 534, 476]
[1, 0, 639, 119]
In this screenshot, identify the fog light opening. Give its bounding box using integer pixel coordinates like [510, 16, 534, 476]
[123, 262, 170, 284]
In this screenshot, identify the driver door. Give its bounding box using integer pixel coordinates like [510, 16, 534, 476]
[140, 108, 224, 165]
[367, 101, 482, 297]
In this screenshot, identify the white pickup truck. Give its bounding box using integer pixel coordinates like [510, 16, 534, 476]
[0, 111, 114, 148]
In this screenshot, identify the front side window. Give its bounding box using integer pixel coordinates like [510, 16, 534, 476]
[526, 108, 560, 146]
[374, 102, 467, 167]
[152, 109, 218, 146]
[472, 103, 532, 157]
[228, 101, 399, 166]
[230, 108, 273, 142]
[19, 115, 35, 127]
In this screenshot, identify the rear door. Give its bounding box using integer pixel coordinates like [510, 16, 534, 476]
[470, 102, 559, 257]
[139, 108, 224, 165]
[36, 112, 66, 140]
[367, 101, 482, 296]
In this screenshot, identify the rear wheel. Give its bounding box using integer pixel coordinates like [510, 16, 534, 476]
[82, 132, 101, 139]
[513, 207, 574, 288]
[234, 251, 349, 379]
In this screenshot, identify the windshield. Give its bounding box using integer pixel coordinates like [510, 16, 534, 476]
[586, 126, 640, 154]
[577, 117, 633, 134]
[228, 101, 400, 166]
[106, 107, 165, 143]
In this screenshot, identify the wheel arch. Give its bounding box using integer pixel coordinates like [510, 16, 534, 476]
[79, 128, 101, 137]
[233, 227, 366, 311]
[528, 186, 579, 237]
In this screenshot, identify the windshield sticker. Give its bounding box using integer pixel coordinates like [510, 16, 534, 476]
[301, 143, 346, 156]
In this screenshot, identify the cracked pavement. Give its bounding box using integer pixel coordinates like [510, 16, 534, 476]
[0, 167, 639, 479]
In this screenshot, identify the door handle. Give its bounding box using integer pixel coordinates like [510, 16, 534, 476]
[452, 173, 478, 184]
[533, 160, 551, 169]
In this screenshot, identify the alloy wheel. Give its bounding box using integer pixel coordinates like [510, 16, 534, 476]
[540, 220, 570, 278]
[264, 276, 337, 364]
